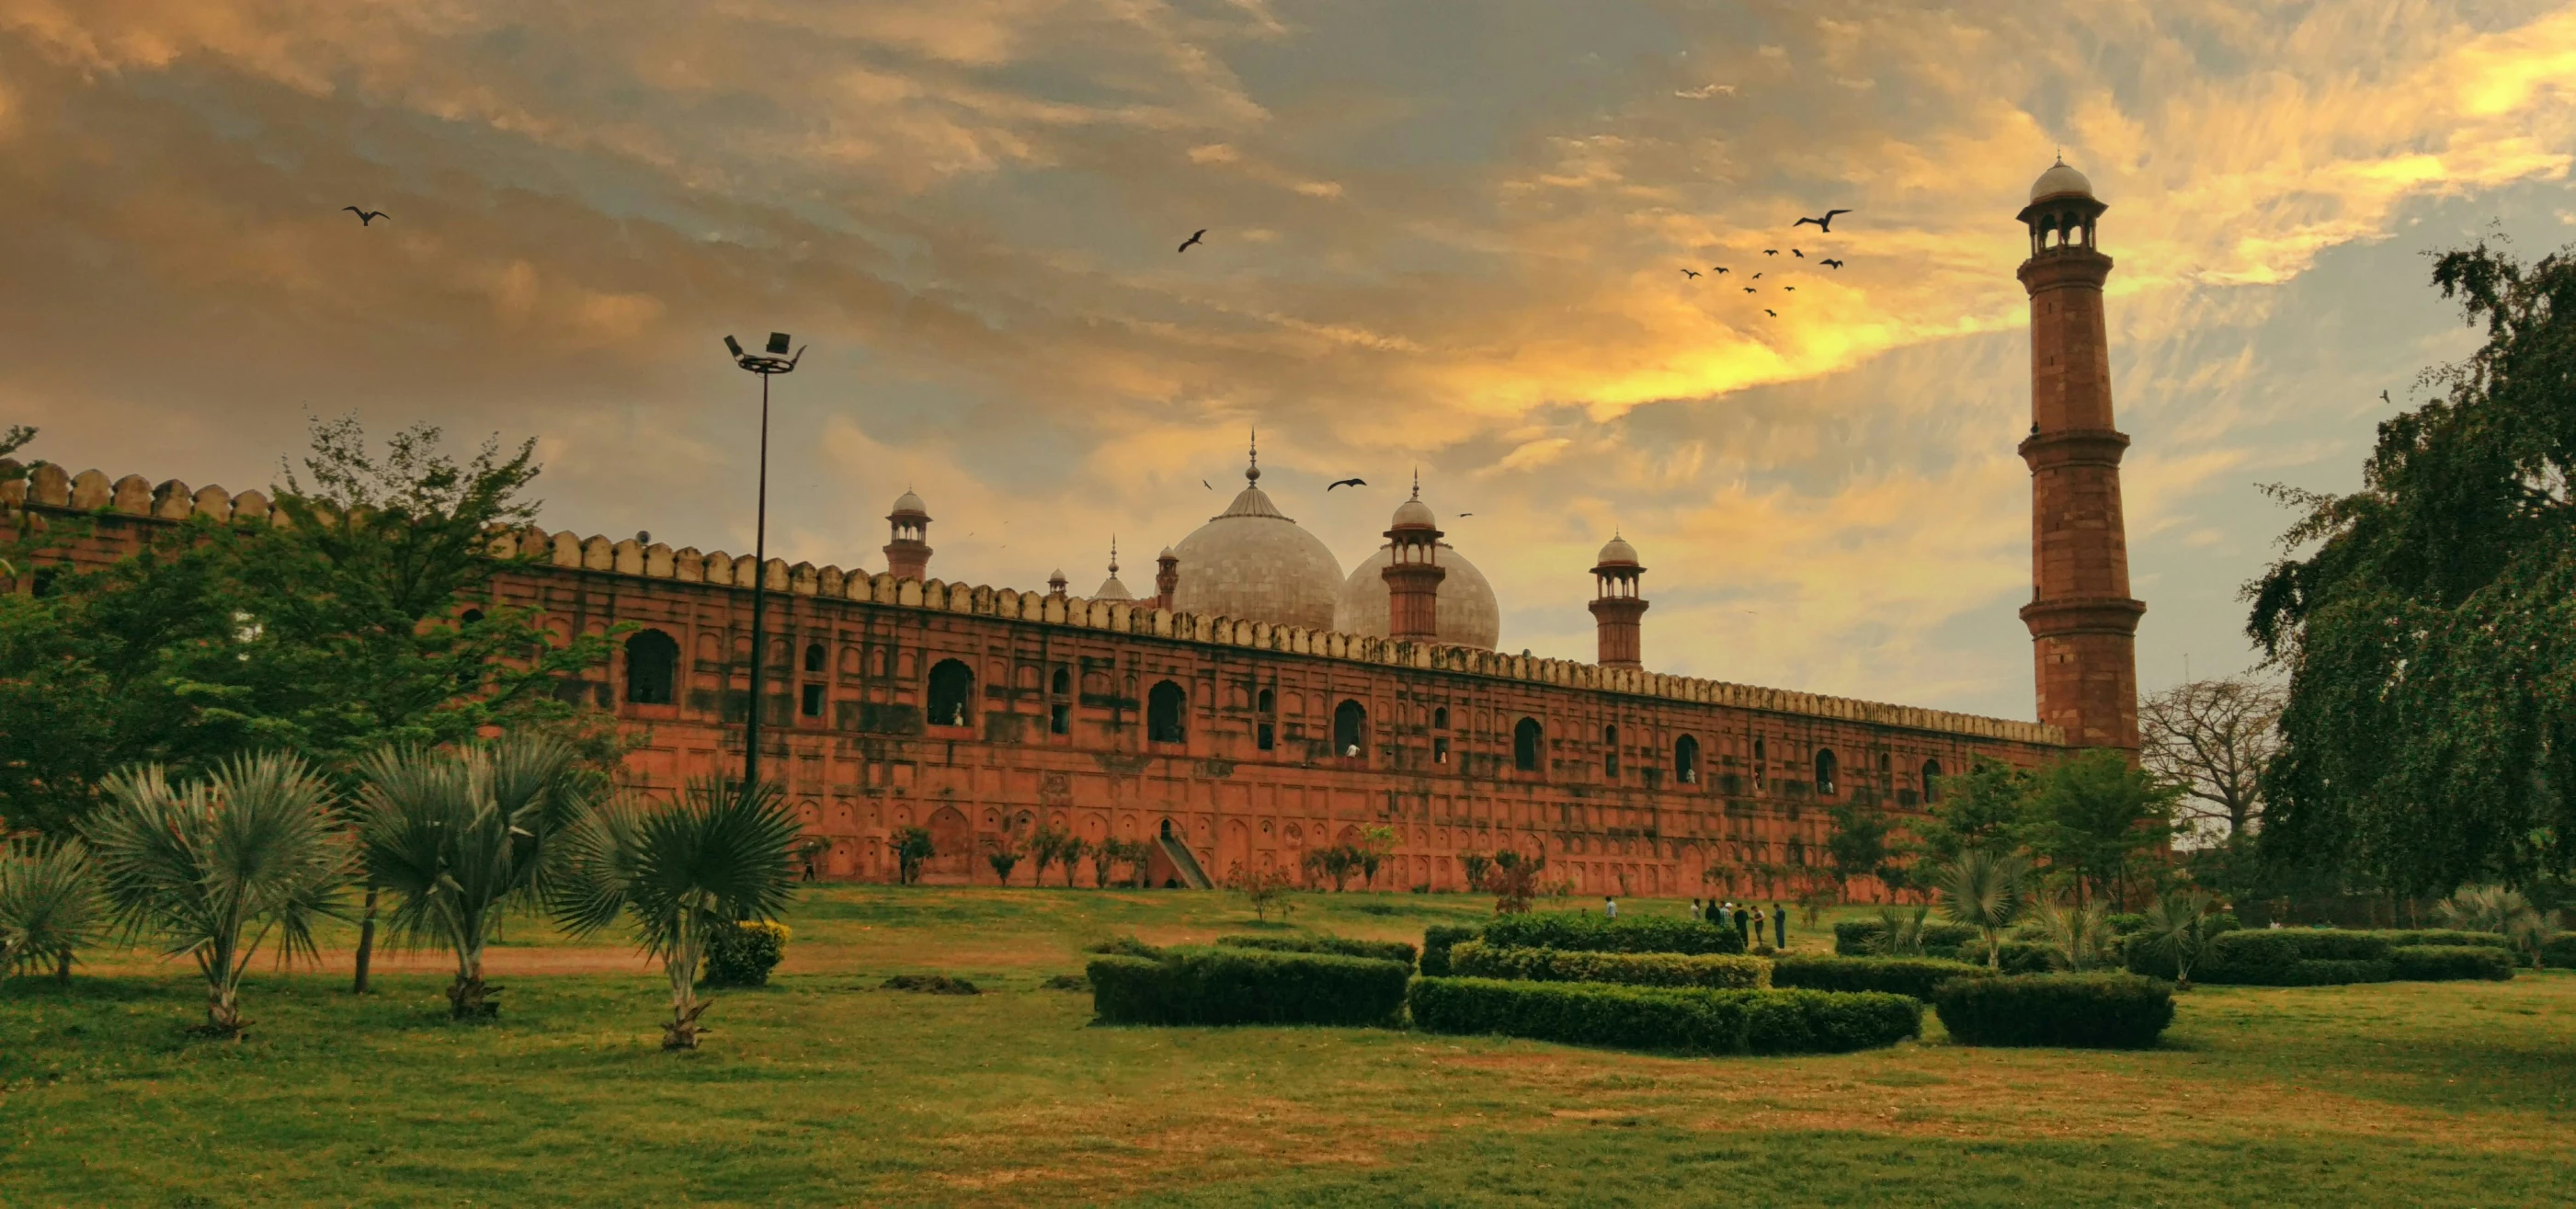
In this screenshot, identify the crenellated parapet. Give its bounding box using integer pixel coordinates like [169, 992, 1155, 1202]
[4, 459, 2062, 747]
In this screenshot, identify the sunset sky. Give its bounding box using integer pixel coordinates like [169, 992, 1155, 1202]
[6, 0, 2574, 723]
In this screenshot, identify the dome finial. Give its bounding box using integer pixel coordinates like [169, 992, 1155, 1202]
[1247, 427, 1260, 484]
[1108, 534, 1119, 576]
[1411, 466, 1420, 499]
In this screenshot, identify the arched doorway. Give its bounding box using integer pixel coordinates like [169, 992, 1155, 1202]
[925, 806, 972, 882]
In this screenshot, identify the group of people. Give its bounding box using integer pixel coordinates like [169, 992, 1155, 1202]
[1595, 895, 1790, 950]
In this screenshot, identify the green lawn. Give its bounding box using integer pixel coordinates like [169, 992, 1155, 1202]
[6, 886, 2570, 1206]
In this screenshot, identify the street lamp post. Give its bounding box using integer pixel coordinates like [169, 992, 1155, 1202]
[724, 332, 802, 789]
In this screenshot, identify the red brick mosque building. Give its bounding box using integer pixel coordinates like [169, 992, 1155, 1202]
[7, 162, 2143, 899]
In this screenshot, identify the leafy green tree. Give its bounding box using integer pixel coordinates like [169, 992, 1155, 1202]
[1025, 822, 1072, 885]
[1357, 825, 1397, 888]
[2019, 749, 2179, 907]
[553, 778, 800, 1050]
[0, 836, 104, 980]
[1913, 758, 2034, 864]
[2248, 242, 2576, 896]
[891, 827, 935, 885]
[1058, 835, 1090, 886]
[85, 754, 354, 1036]
[1936, 848, 2032, 970]
[986, 833, 1022, 885]
[1824, 797, 1898, 901]
[354, 735, 597, 1019]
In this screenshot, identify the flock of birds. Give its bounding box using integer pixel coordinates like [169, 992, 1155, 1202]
[1679, 208, 1852, 319]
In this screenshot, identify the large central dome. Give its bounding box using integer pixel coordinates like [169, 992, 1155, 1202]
[1168, 462, 1343, 631]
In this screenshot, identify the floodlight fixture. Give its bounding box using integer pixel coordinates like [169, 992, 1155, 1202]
[724, 329, 804, 789]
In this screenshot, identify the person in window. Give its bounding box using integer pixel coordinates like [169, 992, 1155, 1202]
[1345, 744, 1359, 758]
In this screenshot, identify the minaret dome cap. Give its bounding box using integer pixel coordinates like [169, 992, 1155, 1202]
[889, 489, 929, 519]
[2029, 160, 2094, 202]
[1595, 534, 1640, 566]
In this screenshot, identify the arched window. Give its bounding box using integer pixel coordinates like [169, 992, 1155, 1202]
[1513, 718, 1543, 772]
[1052, 667, 1071, 695]
[1256, 689, 1276, 751]
[1675, 735, 1700, 784]
[1753, 736, 1767, 788]
[1334, 700, 1367, 757]
[1433, 706, 1449, 730]
[1603, 724, 1619, 780]
[804, 642, 826, 673]
[927, 658, 975, 727]
[1921, 759, 1944, 804]
[1147, 680, 1187, 743]
[1258, 688, 1275, 713]
[1814, 748, 1839, 796]
[624, 630, 678, 705]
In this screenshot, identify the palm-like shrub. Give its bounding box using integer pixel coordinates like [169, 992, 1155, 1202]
[2435, 884, 2560, 964]
[85, 754, 352, 1036]
[2029, 895, 2116, 972]
[356, 735, 595, 1019]
[1867, 904, 1932, 956]
[0, 838, 105, 981]
[1936, 848, 2031, 970]
[2136, 886, 2221, 988]
[552, 777, 801, 1050]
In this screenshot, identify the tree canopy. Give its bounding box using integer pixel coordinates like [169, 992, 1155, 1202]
[2247, 242, 2576, 895]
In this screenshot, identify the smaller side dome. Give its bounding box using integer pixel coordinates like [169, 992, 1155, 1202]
[889, 489, 929, 519]
[2029, 160, 2093, 202]
[1595, 534, 1639, 567]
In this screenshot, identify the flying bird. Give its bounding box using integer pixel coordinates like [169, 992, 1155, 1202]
[1793, 208, 1853, 232]
[1203, 479, 1214, 490]
[1820, 258, 1844, 268]
[1792, 249, 1805, 258]
[1327, 477, 1367, 490]
[1680, 268, 1700, 279]
[1784, 286, 1795, 291]
[1751, 272, 1762, 279]
[1764, 308, 1777, 316]
[343, 207, 387, 225]
[1711, 266, 1729, 275]
[1456, 512, 1474, 518]
[1742, 287, 1755, 293]
[1763, 249, 1779, 257]
[1177, 229, 1207, 253]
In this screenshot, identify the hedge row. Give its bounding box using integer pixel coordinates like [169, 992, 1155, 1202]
[1087, 947, 1410, 1026]
[1770, 954, 1994, 1000]
[1932, 973, 2175, 1049]
[1483, 912, 1744, 955]
[1408, 977, 1921, 1055]
[1420, 925, 1483, 976]
[1216, 933, 1419, 966]
[1448, 941, 1770, 990]
[2388, 944, 2514, 982]
[1954, 938, 2057, 975]
[1832, 918, 1980, 958]
[2546, 934, 2576, 969]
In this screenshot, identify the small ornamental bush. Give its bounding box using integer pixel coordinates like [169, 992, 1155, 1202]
[1932, 972, 2175, 1049]
[701, 920, 791, 987]
[1449, 941, 1770, 989]
[1482, 912, 1742, 955]
[1420, 925, 1482, 976]
[1770, 954, 1995, 1000]
[1086, 946, 1410, 1027]
[1407, 978, 1920, 1055]
[1833, 918, 1979, 958]
[2388, 944, 2513, 982]
[1216, 933, 1418, 966]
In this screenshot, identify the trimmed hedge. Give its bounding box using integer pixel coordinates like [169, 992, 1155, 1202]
[1408, 977, 1920, 1055]
[1421, 925, 1482, 977]
[2545, 934, 2576, 969]
[1216, 933, 1419, 966]
[1449, 941, 1770, 989]
[1770, 954, 1994, 1000]
[2388, 944, 2514, 982]
[1954, 937, 2057, 975]
[1482, 912, 1743, 955]
[1932, 973, 2175, 1049]
[1832, 918, 1980, 958]
[1087, 947, 1411, 1027]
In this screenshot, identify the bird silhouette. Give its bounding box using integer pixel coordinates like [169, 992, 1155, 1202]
[1793, 208, 1853, 232]
[343, 207, 387, 225]
[1680, 268, 1700, 279]
[1784, 286, 1795, 291]
[1763, 249, 1778, 257]
[1203, 479, 1214, 490]
[1711, 266, 1729, 275]
[1751, 272, 1762, 279]
[1820, 258, 1844, 268]
[1456, 512, 1475, 518]
[1763, 308, 1777, 316]
[1792, 248, 1805, 257]
[1327, 477, 1366, 490]
[1178, 229, 1207, 253]
[1742, 287, 1755, 293]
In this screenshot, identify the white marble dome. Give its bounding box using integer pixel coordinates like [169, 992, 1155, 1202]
[1596, 534, 1639, 566]
[1168, 469, 1344, 631]
[889, 489, 929, 517]
[2030, 160, 2093, 201]
[1333, 542, 1501, 649]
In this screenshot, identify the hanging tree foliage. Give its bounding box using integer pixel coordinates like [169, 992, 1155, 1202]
[2247, 241, 2576, 896]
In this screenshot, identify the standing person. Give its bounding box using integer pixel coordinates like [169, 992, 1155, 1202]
[1736, 905, 1752, 946]
[1750, 906, 1767, 948]
[1773, 903, 1788, 949]
[1691, 897, 1704, 922]
[1604, 895, 1618, 919]
[1717, 901, 1734, 929]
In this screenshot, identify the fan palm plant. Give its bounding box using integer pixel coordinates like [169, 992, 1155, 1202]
[356, 734, 596, 1019]
[1868, 903, 1932, 956]
[552, 777, 800, 1050]
[2137, 885, 2219, 987]
[0, 837, 105, 981]
[85, 754, 352, 1036]
[1936, 848, 2032, 970]
[2029, 894, 2115, 973]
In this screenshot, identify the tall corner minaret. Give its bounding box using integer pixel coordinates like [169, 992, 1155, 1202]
[883, 489, 932, 581]
[1589, 532, 1647, 670]
[1382, 473, 1446, 642]
[1153, 546, 1180, 611]
[2017, 158, 2144, 752]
